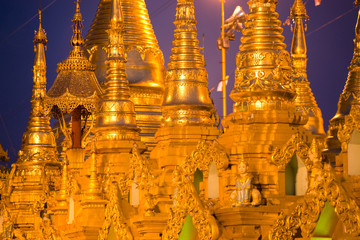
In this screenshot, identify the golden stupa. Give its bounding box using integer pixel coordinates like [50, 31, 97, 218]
[1, 0, 360, 239]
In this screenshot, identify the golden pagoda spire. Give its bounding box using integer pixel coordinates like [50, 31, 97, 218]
[71, 0, 85, 50]
[230, 0, 295, 110]
[162, 0, 215, 126]
[325, 2, 360, 155]
[338, 3, 360, 109]
[96, 0, 136, 130]
[93, 0, 144, 178]
[290, 0, 325, 136]
[19, 10, 57, 162]
[84, 0, 165, 153]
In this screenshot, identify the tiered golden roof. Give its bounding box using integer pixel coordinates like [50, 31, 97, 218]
[46, 1, 102, 114]
[162, 0, 216, 126]
[290, 0, 325, 136]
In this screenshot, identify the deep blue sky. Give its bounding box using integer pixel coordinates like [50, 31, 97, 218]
[0, 0, 357, 161]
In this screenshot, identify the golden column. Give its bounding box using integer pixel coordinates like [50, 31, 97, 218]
[221, 0, 227, 117]
[6, 11, 60, 236]
[325, 2, 360, 161]
[290, 0, 325, 137]
[93, 0, 145, 179]
[150, 0, 219, 213]
[84, 0, 165, 153]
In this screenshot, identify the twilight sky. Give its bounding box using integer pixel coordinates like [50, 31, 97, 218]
[0, 0, 357, 161]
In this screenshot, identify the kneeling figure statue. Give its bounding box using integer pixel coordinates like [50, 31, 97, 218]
[231, 160, 261, 206]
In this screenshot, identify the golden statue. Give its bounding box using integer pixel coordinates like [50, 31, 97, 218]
[231, 160, 261, 206]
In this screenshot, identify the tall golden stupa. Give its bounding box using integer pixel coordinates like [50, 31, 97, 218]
[1, 0, 360, 239]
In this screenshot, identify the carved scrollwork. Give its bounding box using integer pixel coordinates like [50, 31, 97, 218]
[337, 105, 360, 152]
[182, 140, 229, 176]
[165, 69, 208, 83]
[233, 49, 293, 93]
[44, 90, 99, 115]
[271, 133, 312, 170]
[130, 144, 156, 216]
[270, 166, 360, 239]
[162, 170, 219, 240]
[98, 183, 133, 240]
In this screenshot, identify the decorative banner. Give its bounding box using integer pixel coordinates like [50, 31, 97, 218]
[217, 76, 229, 92]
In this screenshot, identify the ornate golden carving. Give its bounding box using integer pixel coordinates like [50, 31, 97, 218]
[270, 165, 360, 239]
[337, 105, 360, 152]
[162, 169, 219, 240]
[271, 132, 312, 169]
[130, 143, 156, 216]
[39, 215, 61, 240]
[45, 1, 102, 116]
[98, 183, 133, 240]
[182, 140, 229, 176]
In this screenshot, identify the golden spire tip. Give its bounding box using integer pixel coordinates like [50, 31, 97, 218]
[71, 0, 84, 48]
[111, 0, 124, 24]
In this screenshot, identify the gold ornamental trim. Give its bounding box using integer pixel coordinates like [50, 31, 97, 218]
[98, 183, 133, 240]
[45, 90, 99, 114]
[270, 132, 312, 170]
[182, 140, 229, 176]
[337, 105, 360, 152]
[162, 168, 219, 240]
[269, 166, 360, 239]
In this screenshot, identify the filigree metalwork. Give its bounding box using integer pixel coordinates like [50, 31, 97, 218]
[270, 166, 360, 239]
[45, 90, 99, 115]
[162, 169, 219, 240]
[338, 105, 360, 152]
[271, 132, 312, 169]
[98, 183, 133, 240]
[130, 143, 156, 216]
[182, 140, 229, 176]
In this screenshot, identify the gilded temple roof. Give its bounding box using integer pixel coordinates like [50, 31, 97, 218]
[46, 1, 102, 114]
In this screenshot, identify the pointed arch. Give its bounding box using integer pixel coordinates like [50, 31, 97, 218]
[182, 140, 229, 176]
[285, 154, 308, 196]
[338, 106, 360, 175]
[98, 184, 133, 240]
[162, 172, 219, 240]
[271, 132, 313, 170]
[270, 168, 360, 240]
